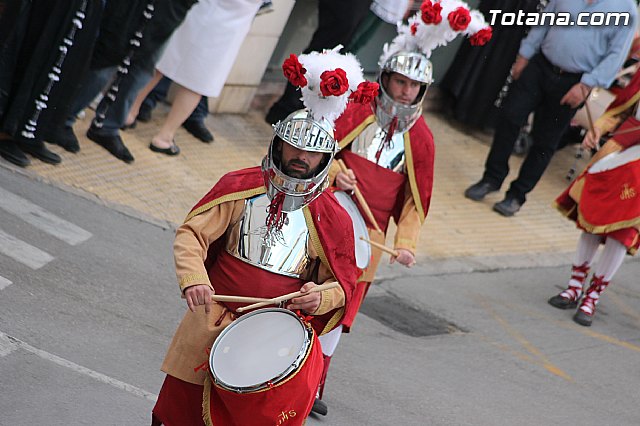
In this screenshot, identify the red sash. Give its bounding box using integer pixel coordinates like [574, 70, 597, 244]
[339, 149, 406, 231]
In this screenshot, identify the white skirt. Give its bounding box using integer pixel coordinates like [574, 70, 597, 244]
[156, 0, 261, 97]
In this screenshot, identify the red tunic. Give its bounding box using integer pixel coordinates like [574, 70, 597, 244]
[555, 117, 640, 254]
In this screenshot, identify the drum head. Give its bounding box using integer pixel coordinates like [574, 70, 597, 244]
[589, 145, 640, 174]
[334, 190, 371, 269]
[210, 309, 308, 390]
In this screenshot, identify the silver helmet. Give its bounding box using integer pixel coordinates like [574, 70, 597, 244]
[374, 51, 433, 135]
[262, 109, 337, 212]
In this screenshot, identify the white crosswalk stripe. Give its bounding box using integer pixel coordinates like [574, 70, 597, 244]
[0, 275, 12, 290]
[0, 229, 54, 269]
[0, 187, 92, 245]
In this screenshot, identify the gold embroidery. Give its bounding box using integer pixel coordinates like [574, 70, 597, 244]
[276, 410, 297, 424]
[404, 132, 426, 223]
[620, 183, 637, 200]
[179, 273, 210, 287]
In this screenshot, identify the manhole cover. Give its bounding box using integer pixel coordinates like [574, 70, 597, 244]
[359, 295, 457, 337]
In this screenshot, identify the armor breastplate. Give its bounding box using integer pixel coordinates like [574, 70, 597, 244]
[225, 194, 311, 278]
[350, 123, 406, 172]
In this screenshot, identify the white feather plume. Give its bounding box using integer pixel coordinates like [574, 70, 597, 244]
[298, 46, 364, 125]
[379, 0, 491, 66]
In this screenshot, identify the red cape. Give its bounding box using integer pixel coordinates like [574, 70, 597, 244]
[185, 166, 359, 333]
[333, 102, 435, 222]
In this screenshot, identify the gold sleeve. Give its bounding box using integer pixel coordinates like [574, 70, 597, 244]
[309, 242, 345, 316]
[394, 180, 422, 254]
[173, 200, 243, 293]
[328, 158, 341, 186]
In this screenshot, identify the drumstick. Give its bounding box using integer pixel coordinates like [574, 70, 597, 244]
[336, 159, 384, 234]
[235, 282, 340, 313]
[359, 236, 399, 257]
[580, 85, 599, 152]
[211, 295, 273, 304]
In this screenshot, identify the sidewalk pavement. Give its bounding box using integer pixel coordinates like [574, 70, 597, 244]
[4, 101, 614, 275]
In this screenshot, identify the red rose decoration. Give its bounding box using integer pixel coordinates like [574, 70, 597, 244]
[282, 54, 307, 87]
[469, 27, 493, 46]
[448, 7, 471, 31]
[319, 68, 349, 97]
[420, 0, 442, 25]
[348, 81, 380, 104]
[410, 22, 419, 35]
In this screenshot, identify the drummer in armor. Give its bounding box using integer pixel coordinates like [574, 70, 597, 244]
[549, 69, 640, 327]
[312, 1, 492, 415]
[151, 49, 366, 426]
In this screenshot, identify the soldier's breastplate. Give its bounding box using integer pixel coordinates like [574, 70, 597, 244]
[225, 194, 311, 278]
[350, 124, 406, 172]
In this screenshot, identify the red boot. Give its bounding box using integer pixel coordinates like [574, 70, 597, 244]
[573, 275, 609, 326]
[311, 355, 332, 416]
[548, 263, 590, 309]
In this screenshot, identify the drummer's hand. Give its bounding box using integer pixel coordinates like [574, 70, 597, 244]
[390, 249, 416, 268]
[582, 126, 602, 150]
[184, 284, 214, 314]
[287, 282, 321, 314]
[336, 170, 357, 191]
[511, 55, 529, 80]
[560, 82, 591, 109]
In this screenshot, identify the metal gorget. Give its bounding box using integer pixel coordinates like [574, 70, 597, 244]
[350, 122, 406, 172]
[225, 193, 311, 278]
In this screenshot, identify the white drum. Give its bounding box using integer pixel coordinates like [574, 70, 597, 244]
[334, 190, 371, 269]
[588, 145, 640, 174]
[209, 308, 312, 393]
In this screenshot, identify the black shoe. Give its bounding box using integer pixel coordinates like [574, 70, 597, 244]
[311, 399, 328, 416]
[548, 294, 578, 310]
[464, 180, 499, 201]
[182, 120, 213, 143]
[21, 141, 62, 165]
[149, 141, 180, 156]
[493, 197, 522, 217]
[573, 310, 593, 327]
[87, 127, 134, 163]
[44, 125, 80, 153]
[0, 139, 31, 167]
[137, 105, 152, 123]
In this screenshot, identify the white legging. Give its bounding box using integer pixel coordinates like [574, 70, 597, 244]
[574, 232, 627, 281]
[318, 325, 343, 356]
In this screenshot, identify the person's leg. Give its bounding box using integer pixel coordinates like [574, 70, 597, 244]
[313, 324, 343, 416]
[482, 58, 545, 188]
[505, 72, 581, 204]
[183, 96, 213, 143]
[549, 232, 601, 309]
[150, 83, 201, 154]
[45, 66, 116, 153]
[140, 75, 173, 117]
[465, 57, 544, 201]
[574, 237, 626, 326]
[125, 69, 164, 127]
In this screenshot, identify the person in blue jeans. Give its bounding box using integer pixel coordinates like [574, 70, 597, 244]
[136, 76, 213, 143]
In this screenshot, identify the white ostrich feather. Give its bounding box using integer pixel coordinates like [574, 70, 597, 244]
[298, 46, 364, 125]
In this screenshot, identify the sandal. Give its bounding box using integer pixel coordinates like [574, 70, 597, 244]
[149, 140, 180, 156]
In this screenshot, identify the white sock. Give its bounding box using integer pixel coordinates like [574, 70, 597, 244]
[593, 237, 626, 281]
[574, 232, 601, 266]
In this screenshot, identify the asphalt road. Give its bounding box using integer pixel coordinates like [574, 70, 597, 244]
[1, 167, 639, 426]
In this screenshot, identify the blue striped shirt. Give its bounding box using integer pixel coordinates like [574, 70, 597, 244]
[519, 0, 637, 88]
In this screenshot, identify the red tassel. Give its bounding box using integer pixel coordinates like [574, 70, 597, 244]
[375, 116, 398, 164]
